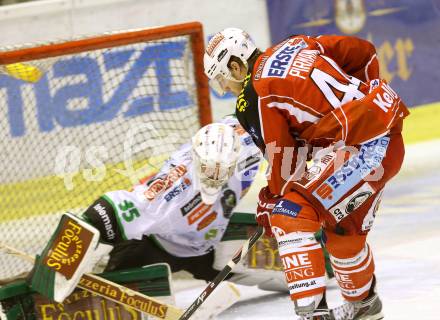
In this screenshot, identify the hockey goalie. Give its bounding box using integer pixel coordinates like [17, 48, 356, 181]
[27, 116, 288, 309]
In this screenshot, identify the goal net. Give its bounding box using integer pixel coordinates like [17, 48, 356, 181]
[0, 22, 211, 281]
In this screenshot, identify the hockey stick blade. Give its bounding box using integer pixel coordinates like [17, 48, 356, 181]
[179, 226, 264, 320]
[0, 242, 183, 320]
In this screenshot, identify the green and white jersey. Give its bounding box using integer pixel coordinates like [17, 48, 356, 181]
[103, 118, 262, 257]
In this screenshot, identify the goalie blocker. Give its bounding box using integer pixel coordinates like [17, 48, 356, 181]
[29, 213, 112, 302]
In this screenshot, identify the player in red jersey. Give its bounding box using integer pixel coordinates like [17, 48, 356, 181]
[204, 28, 409, 320]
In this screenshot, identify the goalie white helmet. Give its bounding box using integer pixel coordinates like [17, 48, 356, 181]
[192, 123, 241, 205]
[204, 28, 257, 96]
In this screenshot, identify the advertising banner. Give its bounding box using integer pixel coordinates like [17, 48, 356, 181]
[266, 0, 440, 107]
[0, 265, 172, 320]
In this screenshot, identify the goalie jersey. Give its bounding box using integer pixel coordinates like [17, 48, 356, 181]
[102, 118, 262, 257]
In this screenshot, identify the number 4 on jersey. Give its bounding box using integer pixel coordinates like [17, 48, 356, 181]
[310, 68, 365, 108]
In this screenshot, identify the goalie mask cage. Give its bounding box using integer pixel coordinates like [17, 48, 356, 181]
[0, 22, 211, 281]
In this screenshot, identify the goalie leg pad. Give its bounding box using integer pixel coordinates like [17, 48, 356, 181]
[228, 272, 288, 292]
[190, 281, 240, 320]
[214, 239, 288, 292]
[29, 213, 112, 302]
[0, 302, 6, 320]
[257, 275, 288, 292]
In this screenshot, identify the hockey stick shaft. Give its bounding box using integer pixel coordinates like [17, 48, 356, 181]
[178, 226, 264, 320]
[0, 242, 183, 320]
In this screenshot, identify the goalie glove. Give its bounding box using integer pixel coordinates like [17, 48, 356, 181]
[28, 213, 112, 302]
[256, 186, 280, 238]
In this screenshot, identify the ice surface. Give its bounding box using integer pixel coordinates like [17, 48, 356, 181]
[174, 144, 440, 319]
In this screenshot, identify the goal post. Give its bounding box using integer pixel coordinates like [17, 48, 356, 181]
[0, 22, 211, 281]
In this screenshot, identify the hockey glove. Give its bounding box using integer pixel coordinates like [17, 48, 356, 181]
[28, 213, 112, 302]
[256, 186, 280, 238]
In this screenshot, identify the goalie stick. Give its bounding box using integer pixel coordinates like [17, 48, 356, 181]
[179, 226, 265, 320]
[0, 242, 183, 320]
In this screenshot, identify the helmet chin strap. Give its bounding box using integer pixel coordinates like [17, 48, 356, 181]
[225, 74, 246, 94]
[227, 77, 245, 84]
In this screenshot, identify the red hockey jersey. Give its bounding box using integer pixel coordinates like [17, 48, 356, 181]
[236, 35, 409, 195]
